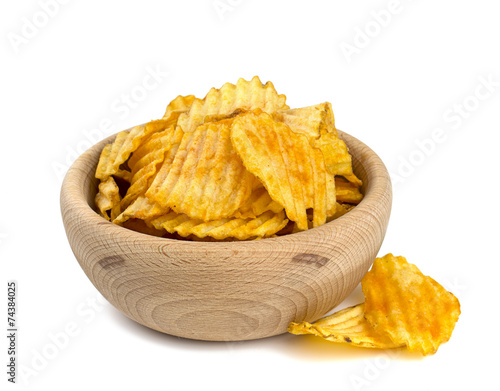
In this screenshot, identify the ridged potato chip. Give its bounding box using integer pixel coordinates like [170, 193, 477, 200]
[343, 173, 363, 188]
[231, 110, 332, 230]
[273, 102, 336, 139]
[149, 210, 288, 240]
[95, 101, 190, 182]
[95, 176, 121, 221]
[95, 119, 169, 180]
[177, 76, 289, 133]
[273, 102, 353, 178]
[163, 95, 196, 119]
[146, 118, 255, 221]
[272, 103, 355, 216]
[312, 131, 353, 177]
[288, 304, 402, 349]
[362, 254, 461, 355]
[127, 126, 179, 172]
[335, 176, 364, 204]
[233, 186, 283, 219]
[120, 126, 182, 210]
[113, 195, 168, 225]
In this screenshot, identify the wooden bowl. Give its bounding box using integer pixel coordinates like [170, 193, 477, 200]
[60, 128, 391, 341]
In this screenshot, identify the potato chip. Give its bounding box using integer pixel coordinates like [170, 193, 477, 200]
[140, 125, 186, 204]
[177, 76, 289, 133]
[273, 102, 336, 139]
[326, 172, 337, 217]
[273, 102, 352, 177]
[233, 187, 283, 219]
[343, 173, 363, 188]
[335, 176, 364, 204]
[162, 95, 196, 119]
[146, 118, 255, 221]
[113, 168, 132, 183]
[94, 176, 121, 221]
[288, 304, 402, 349]
[149, 210, 288, 240]
[312, 131, 353, 177]
[95, 119, 169, 180]
[120, 126, 182, 210]
[273, 103, 355, 218]
[113, 195, 168, 225]
[231, 110, 330, 230]
[362, 254, 461, 355]
[127, 126, 177, 172]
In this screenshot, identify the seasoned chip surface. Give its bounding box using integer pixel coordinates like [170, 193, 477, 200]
[273, 102, 336, 139]
[95, 120, 168, 180]
[146, 119, 255, 221]
[120, 126, 179, 210]
[362, 254, 461, 355]
[177, 76, 289, 133]
[313, 131, 353, 177]
[162, 95, 196, 119]
[113, 195, 168, 225]
[231, 110, 331, 230]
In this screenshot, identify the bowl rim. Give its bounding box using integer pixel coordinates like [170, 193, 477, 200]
[60, 126, 391, 250]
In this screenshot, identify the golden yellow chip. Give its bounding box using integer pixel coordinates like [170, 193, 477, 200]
[95, 119, 168, 180]
[272, 103, 353, 218]
[362, 254, 461, 355]
[177, 76, 289, 133]
[120, 126, 182, 210]
[94, 176, 121, 221]
[233, 187, 283, 219]
[113, 168, 132, 183]
[113, 195, 168, 225]
[127, 125, 179, 172]
[231, 110, 331, 230]
[273, 102, 336, 139]
[312, 131, 353, 177]
[273, 102, 352, 178]
[149, 210, 288, 240]
[325, 171, 337, 217]
[288, 304, 402, 349]
[140, 126, 186, 205]
[162, 95, 196, 119]
[146, 119, 255, 221]
[343, 173, 363, 187]
[335, 176, 364, 204]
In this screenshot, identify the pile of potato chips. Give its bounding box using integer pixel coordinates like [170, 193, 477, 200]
[288, 254, 461, 355]
[94, 76, 363, 240]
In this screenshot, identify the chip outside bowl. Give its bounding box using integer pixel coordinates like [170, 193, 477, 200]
[60, 128, 392, 341]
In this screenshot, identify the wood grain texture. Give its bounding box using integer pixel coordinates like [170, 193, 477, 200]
[60, 127, 392, 341]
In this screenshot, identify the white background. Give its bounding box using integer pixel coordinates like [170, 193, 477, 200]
[2, 0, 499, 390]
